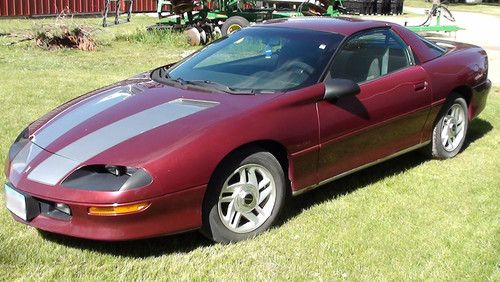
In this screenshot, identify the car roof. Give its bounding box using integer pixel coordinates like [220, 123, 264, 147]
[254, 17, 441, 65]
[254, 17, 392, 36]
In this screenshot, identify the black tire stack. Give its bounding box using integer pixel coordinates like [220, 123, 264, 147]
[342, 0, 403, 15]
[342, 0, 367, 14]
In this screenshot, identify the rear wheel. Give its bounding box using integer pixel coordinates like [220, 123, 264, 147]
[201, 148, 286, 243]
[221, 16, 250, 36]
[430, 95, 468, 159]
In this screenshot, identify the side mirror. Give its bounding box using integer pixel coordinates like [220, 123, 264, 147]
[323, 78, 360, 103]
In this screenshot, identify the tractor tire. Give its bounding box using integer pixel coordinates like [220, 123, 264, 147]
[221, 16, 250, 36]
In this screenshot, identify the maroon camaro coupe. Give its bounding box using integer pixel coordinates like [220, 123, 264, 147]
[4, 17, 490, 243]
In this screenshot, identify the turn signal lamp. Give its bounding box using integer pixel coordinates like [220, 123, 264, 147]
[88, 202, 150, 216]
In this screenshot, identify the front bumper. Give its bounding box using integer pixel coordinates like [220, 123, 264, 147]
[5, 183, 206, 241]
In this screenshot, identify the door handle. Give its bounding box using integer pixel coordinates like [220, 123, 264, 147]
[414, 81, 428, 92]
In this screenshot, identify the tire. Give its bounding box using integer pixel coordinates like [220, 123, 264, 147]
[201, 148, 286, 243]
[221, 16, 250, 36]
[430, 95, 468, 159]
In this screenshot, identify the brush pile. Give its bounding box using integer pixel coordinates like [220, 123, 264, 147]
[34, 24, 96, 51]
[1, 10, 97, 51]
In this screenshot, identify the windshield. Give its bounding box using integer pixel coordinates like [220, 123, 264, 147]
[164, 27, 344, 93]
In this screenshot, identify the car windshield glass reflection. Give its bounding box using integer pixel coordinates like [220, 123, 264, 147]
[165, 27, 344, 93]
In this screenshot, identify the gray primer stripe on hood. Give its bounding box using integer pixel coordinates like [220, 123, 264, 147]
[27, 98, 218, 186]
[26, 154, 80, 186]
[33, 86, 134, 148]
[10, 141, 44, 176]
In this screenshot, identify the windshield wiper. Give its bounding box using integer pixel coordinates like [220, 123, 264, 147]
[154, 68, 255, 94]
[159, 73, 204, 91]
[162, 71, 188, 85]
[184, 80, 255, 95]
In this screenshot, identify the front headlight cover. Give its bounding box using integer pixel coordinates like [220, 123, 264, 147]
[61, 165, 152, 192]
[8, 127, 30, 161]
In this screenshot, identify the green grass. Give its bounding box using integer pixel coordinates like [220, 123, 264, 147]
[0, 17, 499, 281]
[405, 0, 500, 16]
[114, 28, 189, 47]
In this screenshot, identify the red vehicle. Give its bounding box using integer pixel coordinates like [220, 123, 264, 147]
[4, 18, 490, 243]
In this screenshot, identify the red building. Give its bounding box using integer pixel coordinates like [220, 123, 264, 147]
[0, 0, 157, 17]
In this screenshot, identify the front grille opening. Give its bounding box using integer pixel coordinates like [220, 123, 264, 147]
[37, 199, 72, 221]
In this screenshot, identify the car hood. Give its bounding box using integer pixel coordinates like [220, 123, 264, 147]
[14, 75, 279, 186]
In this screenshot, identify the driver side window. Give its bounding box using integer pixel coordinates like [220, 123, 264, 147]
[329, 29, 413, 83]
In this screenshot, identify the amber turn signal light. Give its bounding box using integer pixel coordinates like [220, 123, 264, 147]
[88, 202, 151, 216]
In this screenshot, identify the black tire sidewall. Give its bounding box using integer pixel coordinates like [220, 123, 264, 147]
[221, 16, 250, 36]
[432, 96, 468, 159]
[202, 148, 286, 243]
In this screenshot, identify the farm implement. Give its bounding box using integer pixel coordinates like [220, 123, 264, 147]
[405, 1, 463, 33]
[146, 0, 462, 45]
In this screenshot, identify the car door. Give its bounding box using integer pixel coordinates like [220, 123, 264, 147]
[316, 28, 432, 182]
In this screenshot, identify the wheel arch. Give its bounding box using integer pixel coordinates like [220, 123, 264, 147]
[200, 140, 291, 242]
[449, 85, 473, 120]
[429, 90, 469, 159]
[204, 139, 290, 199]
[452, 85, 472, 105]
[432, 86, 472, 128]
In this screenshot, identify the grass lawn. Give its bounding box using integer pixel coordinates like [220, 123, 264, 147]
[405, 0, 500, 16]
[0, 16, 499, 281]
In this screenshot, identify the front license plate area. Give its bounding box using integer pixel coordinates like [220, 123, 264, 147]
[4, 184, 39, 221]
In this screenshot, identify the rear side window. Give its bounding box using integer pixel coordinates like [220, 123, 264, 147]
[420, 37, 446, 58]
[329, 29, 414, 83]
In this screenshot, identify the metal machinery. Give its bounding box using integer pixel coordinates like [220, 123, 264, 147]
[152, 0, 344, 44]
[102, 0, 134, 27]
[151, 0, 462, 45]
[405, 0, 462, 33]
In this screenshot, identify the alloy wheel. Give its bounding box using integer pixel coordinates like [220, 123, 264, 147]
[440, 103, 466, 152]
[217, 164, 276, 233]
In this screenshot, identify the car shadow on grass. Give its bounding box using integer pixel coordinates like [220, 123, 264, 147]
[461, 117, 493, 151]
[283, 118, 493, 221]
[39, 229, 213, 258]
[39, 118, 492, 257]
[285, 149, 428, 220]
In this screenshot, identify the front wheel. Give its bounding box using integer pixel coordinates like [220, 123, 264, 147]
[202, 149, 286, 243]
[430, 96, 468, 159]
